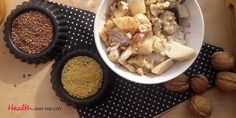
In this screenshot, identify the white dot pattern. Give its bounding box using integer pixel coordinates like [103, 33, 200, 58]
[52, 3, 224, 118]
[57, 4, 95, 53]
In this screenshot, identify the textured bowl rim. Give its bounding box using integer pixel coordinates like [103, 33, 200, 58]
[94, 0, 205, 84]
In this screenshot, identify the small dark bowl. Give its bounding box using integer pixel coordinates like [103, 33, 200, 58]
[3, 1, 68, 64]
[51, 50, 109, 107]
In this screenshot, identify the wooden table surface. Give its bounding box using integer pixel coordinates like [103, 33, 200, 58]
[0, 0, 235, 118]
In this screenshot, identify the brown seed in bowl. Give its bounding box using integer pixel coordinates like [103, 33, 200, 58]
[191, 74, 209, 94]
[164, 74, 189, 92]
[211, 51, 235, 71]
[189, 95, 213, 118]
[11, 11, 53, 54]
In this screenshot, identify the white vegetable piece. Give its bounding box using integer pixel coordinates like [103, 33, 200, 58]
[165, 42, 196, 61]
[128, 56, 154, 69]
[136, 67, 144, 75]
[134, 14, 152, 25]
[134, 37, 154, 55]
[147, 53, 166, 65]
[128, 0, 146, 15]
[150, 4, 164, 16]
[138, 24, 152, 33]
[110, 1, 129, 17]
[156, 1, 171, 9]
[160, 11, 179, 34]
[177, 4, 190, 18]
[108, 45, 120, 62]
[153, 36, 166, 53]
[150, 1, 171, 16]
[112, 16, 141, 35]
[151, 59, 174, 75]
[118, 46, 133, 62]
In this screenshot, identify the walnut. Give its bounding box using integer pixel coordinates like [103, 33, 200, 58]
[189, 95, 213, 118]
[163, 74, 189, 92]
[211, 51, 235, 71]
[215, 72, 236, 91]
[190, 74, 209, 94]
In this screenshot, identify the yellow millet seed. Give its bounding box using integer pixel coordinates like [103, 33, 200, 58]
[61, 56, 103, 99]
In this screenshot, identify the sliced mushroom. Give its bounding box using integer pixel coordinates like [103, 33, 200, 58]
[151, 59, 174, 75]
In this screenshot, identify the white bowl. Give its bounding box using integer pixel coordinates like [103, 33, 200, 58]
[94, 0, 204, 84]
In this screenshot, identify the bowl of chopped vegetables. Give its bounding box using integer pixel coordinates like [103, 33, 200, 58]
[94, 0, 204, 84]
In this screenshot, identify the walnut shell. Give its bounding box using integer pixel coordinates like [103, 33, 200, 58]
[191, 74, 209, 94]
[164, 74, 189, 92]
[215, 72, 236, 91]
[189, 95, 213, 118]
[211, 51, 235, 71]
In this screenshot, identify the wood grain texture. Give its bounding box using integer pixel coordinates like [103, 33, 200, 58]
[0, 0, 235, 118]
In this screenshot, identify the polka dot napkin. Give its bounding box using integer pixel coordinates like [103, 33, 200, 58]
[50, 1, 223, 118]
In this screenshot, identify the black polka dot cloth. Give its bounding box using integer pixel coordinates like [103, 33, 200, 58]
[50, 1, 223, 118]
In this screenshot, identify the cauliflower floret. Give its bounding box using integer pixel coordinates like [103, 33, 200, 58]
[150, 1, 170, 16]
[139, 24, 152, 33]
[99, 20, 115, 45]
[110, 1, 129, 18]
[150, 4, 164, 16]
[134, 14, 152, 25]
[151, 18, 162, 36]
[156, 1, 171, 9]
[153, 36, 167, 53]
[160, 11, 179, 34]
[132, 34, 154, 55]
